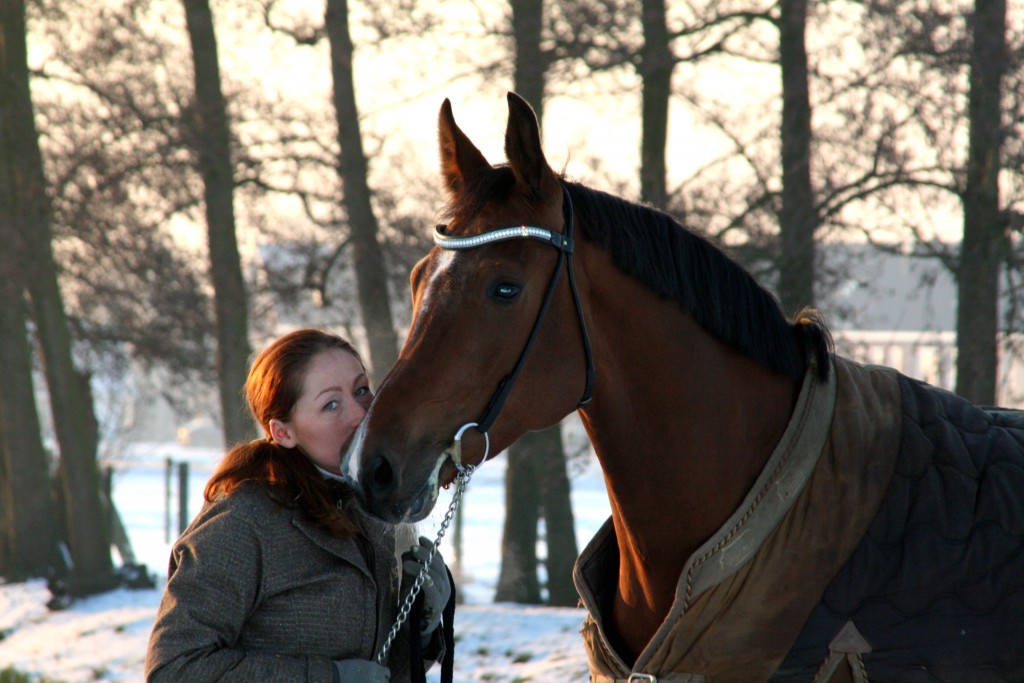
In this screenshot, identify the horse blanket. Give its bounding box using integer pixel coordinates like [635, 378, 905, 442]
[575, 356, 1024, 682]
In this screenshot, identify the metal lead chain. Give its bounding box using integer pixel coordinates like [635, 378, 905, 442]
[375, 463, 476, 664]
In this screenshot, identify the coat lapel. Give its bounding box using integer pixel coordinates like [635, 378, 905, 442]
[290, 511, 374, 580]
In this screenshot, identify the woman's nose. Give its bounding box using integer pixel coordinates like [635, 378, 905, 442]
[347, 395, 368, 425]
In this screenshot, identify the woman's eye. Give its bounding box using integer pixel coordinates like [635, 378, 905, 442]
[355, 386, 372, 399]
[490, 282, 521, 301]
[323, 400, 339, 411]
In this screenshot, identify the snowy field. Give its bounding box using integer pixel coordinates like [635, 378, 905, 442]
[0, 437, 612, 682]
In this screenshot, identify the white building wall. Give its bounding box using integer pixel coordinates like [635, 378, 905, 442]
[834, 330, 1024, 408]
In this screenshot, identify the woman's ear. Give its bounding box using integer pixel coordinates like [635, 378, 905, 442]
[269, 418, 297, 448]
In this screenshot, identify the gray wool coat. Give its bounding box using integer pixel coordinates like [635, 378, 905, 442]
[145, 482, 416, 682]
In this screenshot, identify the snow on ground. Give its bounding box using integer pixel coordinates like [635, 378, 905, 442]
[0, 582, 159, 682]
[0, 581, 592, 683]
[0, 436, 610, 682]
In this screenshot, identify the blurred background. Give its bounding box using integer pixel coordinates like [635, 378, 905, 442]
[0, 0, 1022, 617]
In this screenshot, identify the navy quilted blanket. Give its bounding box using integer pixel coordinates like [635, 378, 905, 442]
[775, 374, 1024, 682]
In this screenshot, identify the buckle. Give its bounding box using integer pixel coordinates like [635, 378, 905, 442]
[627, 675, 658, 683]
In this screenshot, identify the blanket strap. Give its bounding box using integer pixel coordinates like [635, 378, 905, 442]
[812, 621, 871, 683]
[592, 673, 706, 683]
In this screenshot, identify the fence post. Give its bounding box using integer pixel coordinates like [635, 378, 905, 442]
[165, 457, 173, 543]
[103, 466, 114, 535]
[177, 461, 190, 536]
[104, 466, 137, 565]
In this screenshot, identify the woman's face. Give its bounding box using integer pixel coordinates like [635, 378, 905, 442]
[270, 348, 372, 474]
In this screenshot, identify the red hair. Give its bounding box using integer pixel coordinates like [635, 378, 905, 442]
[204, 329, 364, 538]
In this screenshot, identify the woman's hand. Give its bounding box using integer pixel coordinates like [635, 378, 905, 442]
[402, 537, 452, 635]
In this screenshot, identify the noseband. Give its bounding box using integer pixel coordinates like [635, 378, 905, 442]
[432, 184, 596, 457]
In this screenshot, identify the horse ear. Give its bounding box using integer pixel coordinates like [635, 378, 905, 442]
[438, 98, 490, 194]
[504, 92, 558, 199]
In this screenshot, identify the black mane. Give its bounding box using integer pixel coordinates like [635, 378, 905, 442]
[442, 168, 832, 381]
[565, 181, 833, 381]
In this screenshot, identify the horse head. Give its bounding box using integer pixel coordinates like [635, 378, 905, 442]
[343, 93, 594, 523]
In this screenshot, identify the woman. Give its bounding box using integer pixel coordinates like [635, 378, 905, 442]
[146, 329, 450, 682]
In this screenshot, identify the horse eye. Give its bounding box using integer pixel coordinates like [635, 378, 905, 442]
[489, 282, 521, 301]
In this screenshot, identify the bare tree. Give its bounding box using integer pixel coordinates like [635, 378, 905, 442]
[0, 0, 62, 581]
[957, 0, 1009, 403]
[640, 0, 673, 208]
[181, 0, 254, 444]
[550, 0, 826, 305]
[256, 0, 403, 381]
[1, 0, 111, 585]
[29, 0, 224, 424]
[324, 0, 399, 379]
[776, 0, 817, 314]
[0, 244, 61, 580]
[827, 0, 1022, 401]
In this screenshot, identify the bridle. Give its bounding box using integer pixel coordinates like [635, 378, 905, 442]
[432, 183, 596, 462]
[377, 184, 596, 666]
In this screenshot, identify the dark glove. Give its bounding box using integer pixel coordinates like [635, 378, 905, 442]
[402, 536, 452, 635]
[332, 658, 390, 682]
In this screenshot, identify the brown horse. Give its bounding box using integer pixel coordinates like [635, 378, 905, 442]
[344, 94, 1024, 682]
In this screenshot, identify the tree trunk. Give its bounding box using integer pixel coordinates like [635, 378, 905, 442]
[1, 0, 111, 581]
[496, 425, 580, 605]
[956, 0, 1007, 405]
[325, 0, 399, 382]
[536, 429, 578, 605]
[0, 0, 63, 580]
[182, 0, 254, 445]
[640, 0, 672, 209]
[495, 436, 542, 604]
[0, 265, 61, 580]
[0, 431, 8, 574]
[777, 0, 817, 315]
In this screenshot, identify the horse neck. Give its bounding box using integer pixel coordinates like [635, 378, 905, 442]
[576, 250, 800, 658]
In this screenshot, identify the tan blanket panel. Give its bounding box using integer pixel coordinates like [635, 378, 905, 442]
[577, 359, 904, 682]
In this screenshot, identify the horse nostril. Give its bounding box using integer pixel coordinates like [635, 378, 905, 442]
[366, 454, 395, 499]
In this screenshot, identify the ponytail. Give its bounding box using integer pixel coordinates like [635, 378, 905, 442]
[205, 439, 359, 539]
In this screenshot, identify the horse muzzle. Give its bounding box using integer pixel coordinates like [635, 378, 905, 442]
[350, 442, 448, 524]
[342, 417, 488, 523]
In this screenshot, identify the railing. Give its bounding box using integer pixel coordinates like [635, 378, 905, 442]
[102, 454, 215, 568]
[833, 330, 1024, 408]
